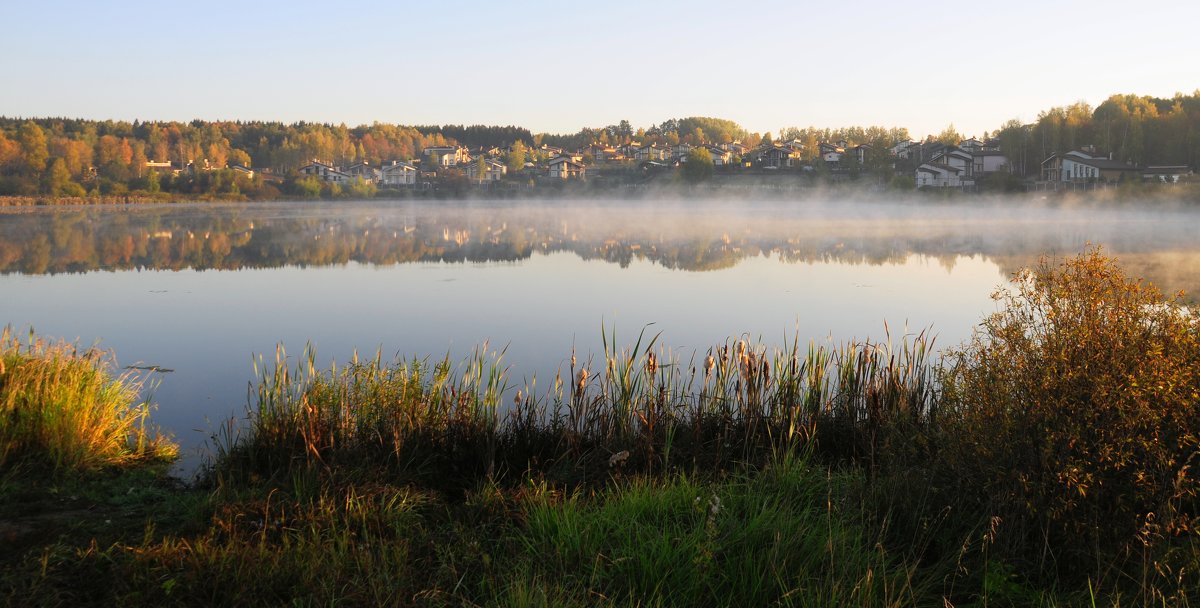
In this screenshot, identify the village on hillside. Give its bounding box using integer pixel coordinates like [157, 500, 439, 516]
[288, 136, 1195, 194]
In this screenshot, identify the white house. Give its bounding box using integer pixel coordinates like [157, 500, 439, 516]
[634, 144, 669, 162]
[916, 163, 973, 188]
[705, 145, 733, 166]
[928, 147, 974, 176]
[971, 150, 1010, 175]
[423, 146, 470, 168]
[818, 142, 844, 164]
[464, 159, 507, 182]
[548, 156, 586, 179]
[1039, 149, 1140, 182]
[299, 160, 351, 183]
[380, 161, 418, 186]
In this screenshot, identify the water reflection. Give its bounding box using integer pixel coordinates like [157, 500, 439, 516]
[3, 199, 1198, 473]
[3, 200, 1199, 297]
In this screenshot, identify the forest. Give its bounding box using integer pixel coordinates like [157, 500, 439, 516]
[1, 91, 1198, 198]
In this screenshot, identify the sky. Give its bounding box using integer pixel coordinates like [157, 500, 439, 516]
[3, 0, 1199, 140]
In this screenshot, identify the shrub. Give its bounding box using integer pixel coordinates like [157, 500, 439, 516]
[940, 248, 1200, 587]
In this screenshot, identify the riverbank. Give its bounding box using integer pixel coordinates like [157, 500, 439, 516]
[3, 250, 1198, 606]
[3, 176, 1197, 208]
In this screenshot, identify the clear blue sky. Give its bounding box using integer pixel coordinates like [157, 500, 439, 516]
[3, 0, 1198, 140]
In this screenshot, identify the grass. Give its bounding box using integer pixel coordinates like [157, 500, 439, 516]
[206, 324, 939, 494]
[2, 249, 1199, 605]
[0, 326, 176, 476]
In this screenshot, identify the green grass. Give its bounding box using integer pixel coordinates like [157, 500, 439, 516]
[0, 327, 176, 475]
[513, 454, 916, 606]
[3, 250, 1199, 605]
[4, 455, 924, 607]
[206, 325, 939, 492]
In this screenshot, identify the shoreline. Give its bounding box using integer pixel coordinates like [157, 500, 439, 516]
[3, 179, 1198, 208]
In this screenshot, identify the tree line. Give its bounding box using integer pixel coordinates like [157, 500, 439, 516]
[995, 92, 1200, 176]
[2, 91, 1198, 198]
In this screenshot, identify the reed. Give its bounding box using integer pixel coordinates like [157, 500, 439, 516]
[209, 343, 508, 489]
[209, 326, 940, 489]
[0, 327, 176, 475]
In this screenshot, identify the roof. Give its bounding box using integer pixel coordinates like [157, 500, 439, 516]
[1065, 156, 1139, 171]
[548, 156, 583, 167]
[917, 162, 962, 174]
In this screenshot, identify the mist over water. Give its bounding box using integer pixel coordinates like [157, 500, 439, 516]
[3, 198, 1198, 471]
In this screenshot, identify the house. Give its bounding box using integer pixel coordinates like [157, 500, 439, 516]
[782, 139, 807, 157]
[852, 144, 871, 164]
[958, 138, 985, 153]
[585, 144, 621, 162]
[617, 142, 641, 158]
[380, 160, 418, 186]
[634, 143, 669, 162]
[299, 160, 351, 183]
[548, 156, 586, 180]
[704, 145, 733, 166]
[916, 163, 973, 188]
[1041, 150, 1140, 182]
[927, 147, 974, 176]
[890, 141, 917, 158]
[230, 164, 255, 179]
[1142, 166, 1192, 183]
[971, 150, 1010, 175]
[818, 142, 844, 164]
[423, 146, 470, 168]
[464, 158, 507, 182]
[345, 162, 381, 183]
[672, 142, 693, 161]
[758, 145, 801, 168]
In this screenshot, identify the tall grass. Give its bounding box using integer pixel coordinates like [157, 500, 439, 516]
[0, 327, 176, 474]
[208, 327, 939, 490]
[209, 343, 509, 489]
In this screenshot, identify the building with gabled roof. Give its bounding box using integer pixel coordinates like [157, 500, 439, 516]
[548, 156, 586, 180]
[380, 160, 418, 186]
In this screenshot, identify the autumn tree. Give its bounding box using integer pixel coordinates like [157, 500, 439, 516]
[19, 121, 49, 175]
[935, 123, 962, 145]
[506, 140, 527, 174]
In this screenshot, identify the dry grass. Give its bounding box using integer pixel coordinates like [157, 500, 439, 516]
[0, 327, 176, 475]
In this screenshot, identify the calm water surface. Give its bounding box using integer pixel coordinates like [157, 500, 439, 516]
[4, 198, 1198, 471]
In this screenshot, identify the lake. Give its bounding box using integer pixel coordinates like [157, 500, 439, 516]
[4, 198, 1199, 472]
